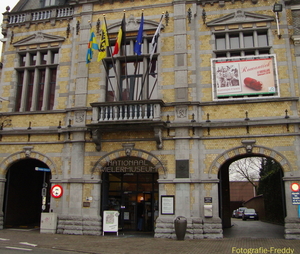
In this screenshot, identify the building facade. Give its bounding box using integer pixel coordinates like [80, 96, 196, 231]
[0, 0, 300, 239]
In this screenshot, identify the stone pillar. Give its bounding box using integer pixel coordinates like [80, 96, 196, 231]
[57, 131, 101, 235]
[173, 2, 188, 101]
[0, 179, 6, 229]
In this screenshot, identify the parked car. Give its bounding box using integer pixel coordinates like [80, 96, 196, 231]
[242, 208, 259, 220]
[232, 210, 237, 218]
[235, 207, 247, 218]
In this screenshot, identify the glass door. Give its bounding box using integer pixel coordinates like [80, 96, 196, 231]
[122, 191, 137, 230]
[102, 172, 158, 232]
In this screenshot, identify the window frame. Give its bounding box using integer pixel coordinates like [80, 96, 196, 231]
[211, 27, 279, 101]
[15, 48, 59, 112]
[103, 35, 159, 102]
[213, 28, 271, 58]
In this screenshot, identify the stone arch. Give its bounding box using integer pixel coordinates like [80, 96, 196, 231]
[208, 145, 293, 178]
[0, 147, 58, 177]
[91, 146, 167, 178]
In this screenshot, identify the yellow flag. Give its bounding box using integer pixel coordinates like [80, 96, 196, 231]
[98, 23, 109, 62]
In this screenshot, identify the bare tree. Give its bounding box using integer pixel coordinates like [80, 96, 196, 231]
[229, 157, 262, 192]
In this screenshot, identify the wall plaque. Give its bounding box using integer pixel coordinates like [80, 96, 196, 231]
[176, 160, 189, 178]
[204, 197, 212, 203]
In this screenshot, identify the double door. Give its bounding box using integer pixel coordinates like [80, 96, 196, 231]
[122, 192, 154, 231]
[102, 172, 158, 232]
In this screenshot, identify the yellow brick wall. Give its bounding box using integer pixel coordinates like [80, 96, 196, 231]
[202, 101, 294, 120]
[0, 0, 297, 218]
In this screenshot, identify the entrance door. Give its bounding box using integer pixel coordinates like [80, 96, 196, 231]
[102, 172, 158, 232]
[3, 159, 51, 228]
[122, 191, 137, 230]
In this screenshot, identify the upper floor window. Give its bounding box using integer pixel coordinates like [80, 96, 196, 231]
[15, 49, 59, 112]
[104, 37, 158, 102]
[44, 0, 58, 6]
[207, 10, 278, 101]
[100, 15, 163, 102]
[214, 29, 270, 58]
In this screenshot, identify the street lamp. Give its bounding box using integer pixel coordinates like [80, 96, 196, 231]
[273, 3, 283, 39]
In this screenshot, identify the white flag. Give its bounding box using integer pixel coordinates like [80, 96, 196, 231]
[150, 16, 163, 61]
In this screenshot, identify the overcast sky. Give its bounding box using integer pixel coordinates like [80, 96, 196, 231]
[0, 0, 20, 58]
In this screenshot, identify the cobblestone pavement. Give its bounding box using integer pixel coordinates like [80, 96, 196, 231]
[0, 228, 299, 254]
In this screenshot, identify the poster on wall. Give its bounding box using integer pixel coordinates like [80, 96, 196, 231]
[103, 210, 119, 236]
[212, 55, 278, 99]
[161, 195, 175, 215]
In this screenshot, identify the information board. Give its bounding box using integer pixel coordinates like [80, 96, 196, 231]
[161, 195, 174, 215]
[103, 210, 119, 236]
[292, 192, 300, 205]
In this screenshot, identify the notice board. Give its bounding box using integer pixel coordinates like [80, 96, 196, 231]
[103, 210, 119, 236]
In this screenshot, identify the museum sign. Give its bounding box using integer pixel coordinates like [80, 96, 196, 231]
[101, 157, 157, 173]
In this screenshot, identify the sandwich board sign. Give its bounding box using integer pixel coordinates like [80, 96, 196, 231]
[103, 211, 119, 236]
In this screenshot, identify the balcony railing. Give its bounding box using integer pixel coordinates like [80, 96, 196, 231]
[8, 7, 73, 24]
[32, 10, 51, 21]
[9, 14, 25, 24]
[91, 100, 163, 123]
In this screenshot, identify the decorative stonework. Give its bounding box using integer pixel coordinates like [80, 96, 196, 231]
[122, 143, 135, 156]
[92, 129, 101, 151]
[176, 106, 188, 119]
[0, 149, 58, 177]
[91, 147, 167, 178]
[206, 9, 274, 27]
[13, 32, 65, 47]
[75, 111, 85, 124]
[291, 35, 300, 45]
[208, 145, 292, 178]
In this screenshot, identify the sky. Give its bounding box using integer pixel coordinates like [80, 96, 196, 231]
[0, 0, 20, 57]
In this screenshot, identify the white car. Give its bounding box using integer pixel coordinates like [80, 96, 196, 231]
[235, 207, 247, 218]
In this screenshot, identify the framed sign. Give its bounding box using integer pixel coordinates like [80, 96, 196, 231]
[204, 197, 212, 203]
[161, 195, 174, 215]
[211, 54, 279, 100]
[103, 210, 119, 236]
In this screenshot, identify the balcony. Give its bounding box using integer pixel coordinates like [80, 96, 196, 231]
[88, 100, 166, 151]
[7, 7, 73, 25]
[90, 100, 164, 125]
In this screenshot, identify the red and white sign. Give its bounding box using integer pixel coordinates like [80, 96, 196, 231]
[51, 184, 63, 198]
[291, 183, 300, 192]
[212, 55, 278, 99]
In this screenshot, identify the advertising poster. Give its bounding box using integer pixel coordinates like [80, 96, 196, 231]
[213, 56, 277, 98]
[103, 210, 119, 235]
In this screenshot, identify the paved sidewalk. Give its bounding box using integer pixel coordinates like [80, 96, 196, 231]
[0, 229, 299, 254]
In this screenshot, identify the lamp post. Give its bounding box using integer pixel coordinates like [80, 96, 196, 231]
[273, 3, 283, 39]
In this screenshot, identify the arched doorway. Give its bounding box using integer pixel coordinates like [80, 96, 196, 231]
[3, 159, 51, 228]
[218, 155, 286, 232]
[101, 156, 159, 232]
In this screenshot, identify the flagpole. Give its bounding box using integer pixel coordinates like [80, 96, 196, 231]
[86, 20, 94, 88]
[138, 13, 164, 100]
[133, 10, 144, 100]
[122, 11, 130, 101]
[148, 77, 158, 99]
[102, 14, 122, 101]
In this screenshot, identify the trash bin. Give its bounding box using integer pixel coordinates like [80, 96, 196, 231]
[174, 216, 187, 240]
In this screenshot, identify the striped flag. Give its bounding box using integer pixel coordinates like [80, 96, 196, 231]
[112, 14, 126, 56]
[86, 31, 99, 64]
[150, 15, 163, 61]
[98, 22, 109, 62]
